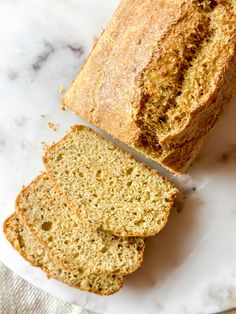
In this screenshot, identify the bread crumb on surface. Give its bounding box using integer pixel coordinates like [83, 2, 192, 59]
[58, 86, 66, 94]
[41, 141, 49, 152]
[48, 122, 59, 131]
[59, 97, 66, 110]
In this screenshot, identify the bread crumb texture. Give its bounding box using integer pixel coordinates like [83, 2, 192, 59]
[4, 214, 124, 295]
[44, 126, 178, 237]
[16, 173, 145, 275]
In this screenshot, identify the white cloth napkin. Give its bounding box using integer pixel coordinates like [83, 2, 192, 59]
[0, 261, 96, 314]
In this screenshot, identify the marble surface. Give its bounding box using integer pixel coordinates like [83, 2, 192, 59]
[0, 1, 236, 313]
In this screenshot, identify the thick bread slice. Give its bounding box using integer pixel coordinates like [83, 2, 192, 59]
[63, 0, 236, 174]
[3, 213, 124, 295]
[43, 126, 178, 237]
[16, 173, 145, 275]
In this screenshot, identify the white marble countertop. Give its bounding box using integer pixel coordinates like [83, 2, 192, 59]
[0, 1, 236, 313]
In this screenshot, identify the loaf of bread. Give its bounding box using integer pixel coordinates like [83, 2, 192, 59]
[43, 126, 178, 237]
[4, 213, 124, 295]
[63, 0, 236, 174]
[16, 173, 145, 275]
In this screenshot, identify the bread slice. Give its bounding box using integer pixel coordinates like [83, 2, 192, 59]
[63, 0, 236, 174]
[16, 173, 145, 275]
[3, 213, 124, 295]
[43, 126, 178, 237]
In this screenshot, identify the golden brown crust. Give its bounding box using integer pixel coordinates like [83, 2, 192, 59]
[63, 0, 187, 144]
[3, 213, 125, 295]
[43, 125, 178, 237]
[159, 53, 236, 173]
[63, 0, 236, 175]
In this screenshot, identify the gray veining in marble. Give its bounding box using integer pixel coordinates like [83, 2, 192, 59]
[0, 1, 236, 314]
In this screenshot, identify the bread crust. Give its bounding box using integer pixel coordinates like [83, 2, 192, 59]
[159, 47, 236, 174]
[63, 0, 236, 175]
[3, 213, 125, 295]
[63, 0, 188, 143]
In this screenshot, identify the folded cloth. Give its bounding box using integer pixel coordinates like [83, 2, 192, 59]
[216, 310, 236, 314]
[0, 261, 96, 314]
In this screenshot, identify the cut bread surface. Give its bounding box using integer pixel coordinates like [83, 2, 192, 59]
[3, 213, 124, 295]
[43, 126, 178, 237]
[16, 173, 145, 275]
